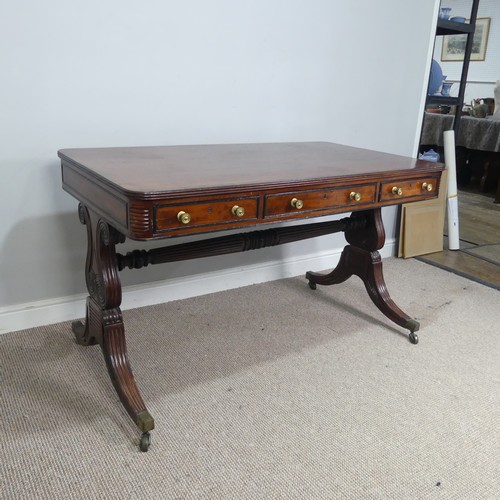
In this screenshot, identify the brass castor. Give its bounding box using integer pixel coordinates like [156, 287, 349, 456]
[140, 432, 151, 452]
[409, 332, 419, 345]
[308, 281, 317, 290]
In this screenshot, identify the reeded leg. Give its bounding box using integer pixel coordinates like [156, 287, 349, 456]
[306, 209, 420, 343]
[306, 248, 353, 289]
[75, 204, 155, 449]
[72, 298, 98, 346]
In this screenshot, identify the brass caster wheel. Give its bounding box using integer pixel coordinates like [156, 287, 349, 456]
[409, 332, 419, 345]
[308, 281, 317, 290]
[140, 432, 151, 452]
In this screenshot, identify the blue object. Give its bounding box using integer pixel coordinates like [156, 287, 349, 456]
[450, 16, 466, 23]
[439, 7, 451, 19]
[441, 81, 453, 96]
[419, 149, 440, 162]
[428, 59, 443, 95]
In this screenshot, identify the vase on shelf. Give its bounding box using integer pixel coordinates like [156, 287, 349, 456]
[439, 7, 452, 19]
[441, 81, 453, 96]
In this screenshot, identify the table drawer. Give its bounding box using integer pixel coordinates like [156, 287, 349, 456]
[379, 177, 439, 202]
[155, 197, 258, 232]
[264, 184, 377, 217]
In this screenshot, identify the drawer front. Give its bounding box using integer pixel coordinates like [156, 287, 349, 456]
[155, 197, 259, 232]
[264, 184, 377, 218]
[379, 177, 439, 202]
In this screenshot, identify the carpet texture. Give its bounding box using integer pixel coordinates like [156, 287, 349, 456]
[1, 258, 499, 499]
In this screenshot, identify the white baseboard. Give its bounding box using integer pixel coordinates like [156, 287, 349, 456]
[0, 240, 396, 335]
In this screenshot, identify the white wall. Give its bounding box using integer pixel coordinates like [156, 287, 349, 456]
[0, 0, 439, 332]
[434, 0, 500, 103]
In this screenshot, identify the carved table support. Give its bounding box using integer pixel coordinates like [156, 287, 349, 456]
[73, 204, 154, 451]
[306, 208, 420, 344]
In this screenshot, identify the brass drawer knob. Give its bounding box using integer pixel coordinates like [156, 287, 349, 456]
[392, 186, 403, 196]
[232, 205, 245, 217]
[177, 211, 191, 224]
[350, 191, 361, 202]
[422, 182, 433, 192]
[291, 198, 304, 209]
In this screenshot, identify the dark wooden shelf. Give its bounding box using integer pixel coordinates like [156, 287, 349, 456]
[420, 0, 480, 143]
[436, 19, 475, 36]
[427, 95, 460, 106]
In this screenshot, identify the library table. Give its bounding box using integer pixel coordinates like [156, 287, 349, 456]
[59, 142, 444, 451]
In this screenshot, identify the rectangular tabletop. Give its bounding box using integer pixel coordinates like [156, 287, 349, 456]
[59, 142, 444, 240]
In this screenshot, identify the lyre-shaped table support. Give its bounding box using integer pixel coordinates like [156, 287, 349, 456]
[73, 204, 154, 452]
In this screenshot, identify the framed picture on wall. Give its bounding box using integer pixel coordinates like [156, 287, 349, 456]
[441, 17, 491, 62]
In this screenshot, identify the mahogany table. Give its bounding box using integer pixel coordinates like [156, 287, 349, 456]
[59, 142, 444, 451]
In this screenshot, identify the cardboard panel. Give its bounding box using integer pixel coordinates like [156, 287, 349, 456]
[398, 168, 448, 258]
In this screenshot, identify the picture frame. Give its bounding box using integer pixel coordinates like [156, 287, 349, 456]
[441, 17, 491, 62]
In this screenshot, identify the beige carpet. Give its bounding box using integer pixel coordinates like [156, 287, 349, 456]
[1, 258, 499, 499]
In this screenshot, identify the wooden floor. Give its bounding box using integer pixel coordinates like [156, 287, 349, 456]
[418, 189, 500, 290]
